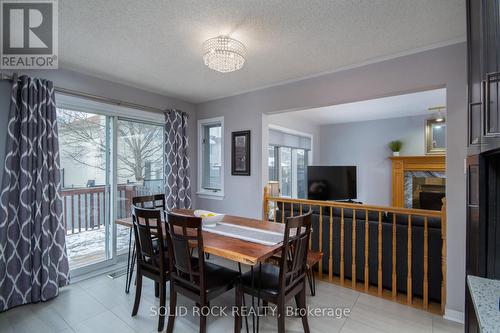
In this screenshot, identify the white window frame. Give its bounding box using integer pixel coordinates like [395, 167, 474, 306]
[197, 117, 224, 200]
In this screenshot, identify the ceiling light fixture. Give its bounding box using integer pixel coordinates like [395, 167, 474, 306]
[428, 106, 446, 122]
[203, 36, 246, 73]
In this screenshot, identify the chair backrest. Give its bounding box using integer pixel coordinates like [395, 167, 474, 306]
[132, 194, 166, 210]
[165, 212, 205, 292]
[279, 211, 312, 291]
[132, 206, 167, 273]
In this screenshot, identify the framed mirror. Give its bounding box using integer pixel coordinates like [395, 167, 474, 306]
[425, 119, 446, 155]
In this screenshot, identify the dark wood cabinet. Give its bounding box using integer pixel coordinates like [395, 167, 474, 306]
[482, 0, 500, 146]
[466, 155, 485, 277]
[466, 1, 500, 332]
[465, 155, 483, 333]
[467, 0, 500, 154]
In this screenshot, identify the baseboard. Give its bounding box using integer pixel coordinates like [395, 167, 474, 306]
[444, 308, 465, 324]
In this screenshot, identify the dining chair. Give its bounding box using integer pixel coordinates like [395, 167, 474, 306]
[131, 206, 170, 332]
[164, 211, 240, 333]
[235, 211, 312, 333]
[132, 194, 166, 209]
[125, 194, 166, 294]
[271, 207, 321, 296]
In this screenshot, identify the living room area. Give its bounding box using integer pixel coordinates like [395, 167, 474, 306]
[266, 87, 447, 208]
[262, 87, 448, 312]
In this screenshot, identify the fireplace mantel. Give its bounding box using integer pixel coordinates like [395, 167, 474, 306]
[390, 155, 446, 207]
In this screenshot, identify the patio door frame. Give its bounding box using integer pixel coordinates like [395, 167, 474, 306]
[57, 92, 165, 278]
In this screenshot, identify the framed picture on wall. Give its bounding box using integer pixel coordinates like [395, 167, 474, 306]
[231, 130, 251, 176]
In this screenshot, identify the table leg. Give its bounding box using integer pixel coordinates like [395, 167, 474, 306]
[127, 245, 136, 292]
[125, 228, 133, 293]
[256, 262, 262, 333]
[238, 263, 249, 333]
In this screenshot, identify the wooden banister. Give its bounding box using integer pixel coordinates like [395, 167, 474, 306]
[263, 185, 446, 315]
[329, 206, 333, 282]
[340, 207, 345, 286]
[262, 185, 269, 221]
[319, 208, 323, 279]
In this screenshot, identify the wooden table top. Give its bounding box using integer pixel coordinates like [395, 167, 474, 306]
[115, 209, 285, 266]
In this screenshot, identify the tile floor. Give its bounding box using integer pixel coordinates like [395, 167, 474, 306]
[0, 260, 464, 333]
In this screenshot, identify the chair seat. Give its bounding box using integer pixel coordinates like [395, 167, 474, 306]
[269, 251, 322, 269]
[175, 260, 239, 295]
[204, 262, 239, 294]
[143, 250, 169, 272]
[307, 251, 323, 268]
[240, 263, 283, 297]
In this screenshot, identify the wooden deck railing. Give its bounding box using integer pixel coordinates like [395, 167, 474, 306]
[61, 181, 163, 234]
[262, 186, 447, 314]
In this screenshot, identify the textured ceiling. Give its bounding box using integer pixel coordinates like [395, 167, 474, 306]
[59, 0, 466, 103]
[284, 88, 447, 125]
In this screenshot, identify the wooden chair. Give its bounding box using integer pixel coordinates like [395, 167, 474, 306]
[131, 206, 170, 332]
[132, 194, 166, 209]
[306, 251, 322, 296]
[268, 209, 322, 296]
[235, 211, 312, 333]
[165, 211, 240, 333]
[125, 194, 166, 294]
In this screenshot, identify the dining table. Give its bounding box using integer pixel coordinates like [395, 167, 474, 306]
[115, 208, 286, 292]
[116, 208, 287, 333]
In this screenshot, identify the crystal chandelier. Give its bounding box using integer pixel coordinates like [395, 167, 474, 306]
[203, 36, 246, 73]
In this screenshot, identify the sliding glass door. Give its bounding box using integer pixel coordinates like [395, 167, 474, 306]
[56, 94, 165, 272]
[57, 109, 112, 268]
[116, 118, 164, 255]
[269, 145, 309, 199]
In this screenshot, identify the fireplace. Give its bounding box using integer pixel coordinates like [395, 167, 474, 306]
[390, 155, 445, 208]
[404, 172, 446, 210]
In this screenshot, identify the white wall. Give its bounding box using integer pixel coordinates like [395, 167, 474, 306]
[195, 42, 467, 316]
[319, 114, 429, 205]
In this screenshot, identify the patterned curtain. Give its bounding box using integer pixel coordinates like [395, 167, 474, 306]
[0, 75, 70, 312]
[164, 110, 192, 210]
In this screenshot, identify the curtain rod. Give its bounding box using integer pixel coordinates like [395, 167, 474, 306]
[0, 72, 173, 114]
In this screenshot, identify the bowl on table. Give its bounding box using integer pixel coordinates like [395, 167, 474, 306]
[193, 210, 224, 227]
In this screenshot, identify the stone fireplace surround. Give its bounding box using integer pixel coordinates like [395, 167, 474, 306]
[404, 171, 446, 209]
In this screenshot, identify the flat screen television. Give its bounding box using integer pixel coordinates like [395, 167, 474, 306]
[307, 166, 357, 201]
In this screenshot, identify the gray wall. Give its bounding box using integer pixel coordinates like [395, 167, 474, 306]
[319, 114, 429, 205]
[0, 68, 197, 207]
[195, 42, 467, 317]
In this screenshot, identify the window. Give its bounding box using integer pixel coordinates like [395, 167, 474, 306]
[198, 117, 224, 198]
[268, 127, 311, 199]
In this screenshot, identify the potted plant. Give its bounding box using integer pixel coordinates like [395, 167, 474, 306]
[388, 140, 403, 156]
